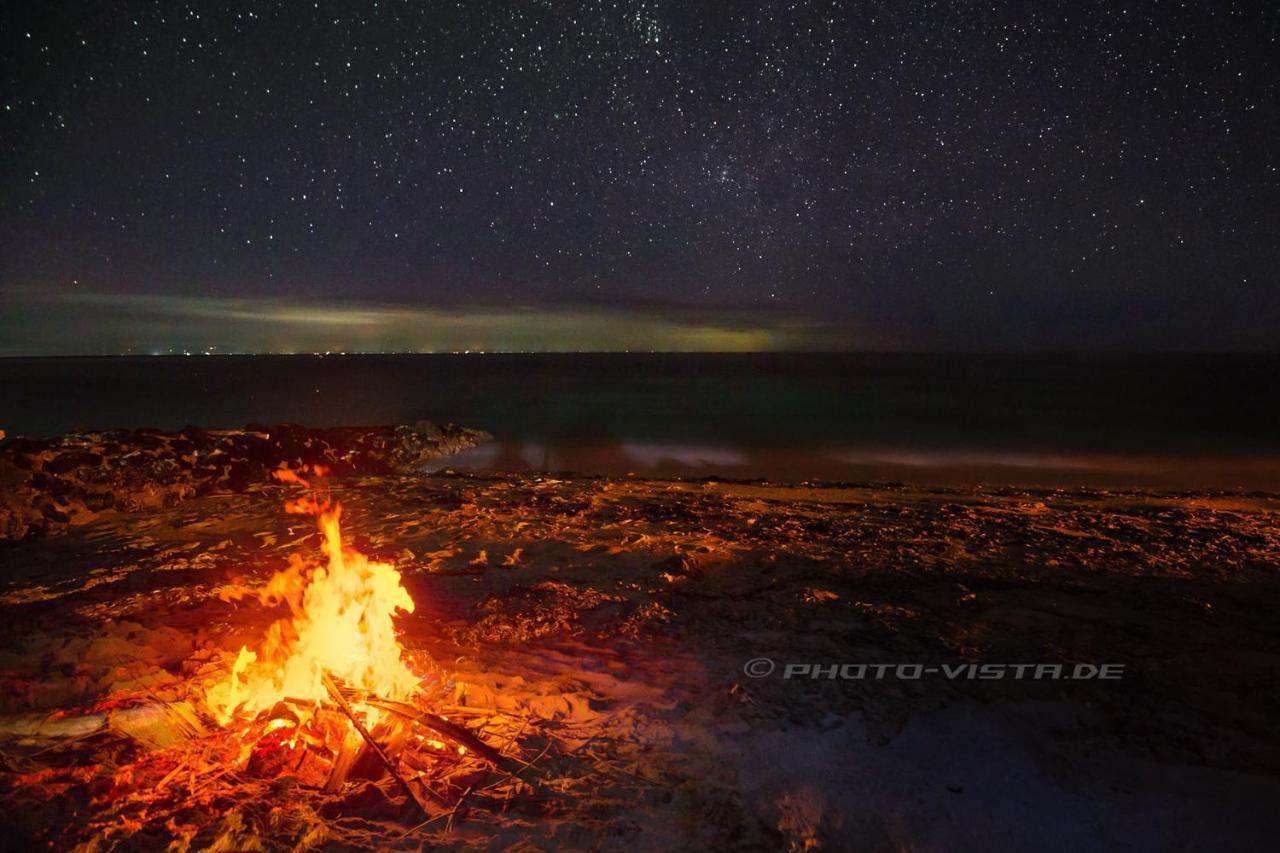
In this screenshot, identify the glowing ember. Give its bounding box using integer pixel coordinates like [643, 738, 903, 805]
[207, 466, 419, 724]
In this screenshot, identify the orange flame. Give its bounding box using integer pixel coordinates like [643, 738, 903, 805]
[207, 466, 418, 724]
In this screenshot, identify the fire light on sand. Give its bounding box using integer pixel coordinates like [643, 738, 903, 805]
[206, 466, 421, 726]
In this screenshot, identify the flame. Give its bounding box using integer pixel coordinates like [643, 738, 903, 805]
[207, 466, 418, 724]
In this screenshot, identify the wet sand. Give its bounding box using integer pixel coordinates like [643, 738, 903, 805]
[439, 440, 1280, 491]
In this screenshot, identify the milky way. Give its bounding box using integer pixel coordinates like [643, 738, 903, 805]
[2, 1, 1277, 351]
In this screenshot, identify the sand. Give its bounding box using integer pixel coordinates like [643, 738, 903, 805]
[1, 471, 1278, 849]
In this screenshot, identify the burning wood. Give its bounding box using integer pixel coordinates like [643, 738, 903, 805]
[320, 669, 430, 816]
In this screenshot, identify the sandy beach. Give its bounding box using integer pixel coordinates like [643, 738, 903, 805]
[2, 441, 1278, 848]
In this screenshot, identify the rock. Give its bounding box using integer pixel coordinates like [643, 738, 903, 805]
[42, 449, 103, 475]
[0, 422, 491, 542]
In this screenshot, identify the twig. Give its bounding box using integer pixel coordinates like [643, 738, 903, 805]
[499, 716, 531, 752]
[189, 765, 236, 795]
[566, 733, 598, 755]
[363, 697, 524, 775]
[154, 756, 190, 791]
[446, 784, 473, 833]
[508, 739, 552, 779]
[395, 784, 473, 839]
[320, 669, 429, 819]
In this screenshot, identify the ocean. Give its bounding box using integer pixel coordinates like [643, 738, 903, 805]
[2, 353, 1278, 489]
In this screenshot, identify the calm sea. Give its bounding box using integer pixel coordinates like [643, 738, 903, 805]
[2, 353, 1278, 489]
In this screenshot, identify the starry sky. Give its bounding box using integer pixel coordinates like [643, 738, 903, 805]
[1, 0, 1277, 354]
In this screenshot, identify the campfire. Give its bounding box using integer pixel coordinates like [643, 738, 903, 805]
[202, 465, 518, 816]
[209, 467, 418, 726]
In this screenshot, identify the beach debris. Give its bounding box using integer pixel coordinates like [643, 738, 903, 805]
[0, 421, 491, 541]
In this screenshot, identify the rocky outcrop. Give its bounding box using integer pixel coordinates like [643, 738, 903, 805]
[0, 422, 489, 541]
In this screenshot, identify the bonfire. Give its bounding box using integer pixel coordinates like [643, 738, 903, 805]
[207, 466, 418, 723]
[202, 466, 514, 813]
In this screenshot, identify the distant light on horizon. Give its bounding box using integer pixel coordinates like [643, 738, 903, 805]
[0, 288, 866, 356]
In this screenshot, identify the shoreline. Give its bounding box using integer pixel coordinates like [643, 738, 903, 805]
[437, 440, 1280, 492]
[6, 352, 1278, 489]
[4, 423, 1278, 545]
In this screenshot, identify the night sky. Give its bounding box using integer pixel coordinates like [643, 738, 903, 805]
[2, 1, 1277, 354]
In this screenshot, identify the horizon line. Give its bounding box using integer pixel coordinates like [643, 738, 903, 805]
[3, 349, 1279, 359]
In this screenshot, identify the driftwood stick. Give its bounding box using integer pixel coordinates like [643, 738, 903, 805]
[362, 697, 524, 776]
[324, 727, 363, 793]
[446, 784, 474, 833]
[320, 670, 429, 818]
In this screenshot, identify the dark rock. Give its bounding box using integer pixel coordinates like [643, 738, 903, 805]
[43, 449, 103, 475]
[0, 422, 490, 541]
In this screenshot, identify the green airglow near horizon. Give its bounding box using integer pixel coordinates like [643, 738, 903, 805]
[0, 288, 865, 356]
